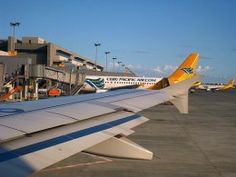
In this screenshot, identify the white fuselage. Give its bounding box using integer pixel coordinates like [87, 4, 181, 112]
[198, 84, 224, 91]
[84, 75, 162, 91]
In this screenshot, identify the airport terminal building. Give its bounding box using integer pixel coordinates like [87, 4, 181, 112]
[0, 36, 103, 71]
[0, 36, 104, 99]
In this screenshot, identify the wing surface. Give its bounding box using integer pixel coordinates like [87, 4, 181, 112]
[0, 76, 199, 177]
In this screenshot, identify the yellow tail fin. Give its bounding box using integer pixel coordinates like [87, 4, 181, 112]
[168, 52, 199, 85]
[148, 53, 199, 90]
[219, 79, 235, 90]
[227, 79, 234, 86]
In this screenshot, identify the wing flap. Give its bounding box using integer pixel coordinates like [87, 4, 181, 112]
[0, 111, 75, 136]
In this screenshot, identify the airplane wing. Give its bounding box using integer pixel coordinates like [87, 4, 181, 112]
[0, 76, 199, 177]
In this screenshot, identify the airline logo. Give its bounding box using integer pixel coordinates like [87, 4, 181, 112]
[180, 67, 193, 74]
[86, 78, 105, 89]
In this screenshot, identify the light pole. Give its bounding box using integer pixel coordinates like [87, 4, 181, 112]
[94, 43, 101, 70]
[105, 51, 110, 72]
[10, 22, 20, 38]
[117, 61, 122, 72]
[112, 57, 117, 72]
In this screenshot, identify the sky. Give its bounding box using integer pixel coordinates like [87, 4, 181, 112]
[1, 0, 236, 82]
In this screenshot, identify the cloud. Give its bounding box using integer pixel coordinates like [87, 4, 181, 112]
[153, 66, 164, 73]
[128, 64, 178, 77]
[130, 64, 212, 77]
[107, 61, 212, 78]
[150, 64, 178, 76]
[197, 65, 211, 73]
[163, 64, 178, 72]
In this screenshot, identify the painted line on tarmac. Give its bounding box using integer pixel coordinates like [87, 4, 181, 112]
[42, 154, 112, 172]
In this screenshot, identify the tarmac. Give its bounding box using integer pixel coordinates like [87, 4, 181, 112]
[32, 89, 236, 177]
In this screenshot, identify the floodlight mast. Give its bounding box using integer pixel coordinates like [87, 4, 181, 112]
[10, 22, 20, 38]
[112, 57, 117, 72]
[105, 51, 111, 71]
[94, 43, 101, 70]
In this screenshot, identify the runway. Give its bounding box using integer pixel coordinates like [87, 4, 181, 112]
[32, 89, 236, 177]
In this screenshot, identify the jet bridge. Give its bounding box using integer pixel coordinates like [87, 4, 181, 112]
[25, 65, 86, 97]
[0, 63, 86, 102]
[27, 65, 85, 85]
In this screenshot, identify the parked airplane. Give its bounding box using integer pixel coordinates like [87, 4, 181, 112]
[197, 79, 235, 91]
[81, 53, 199, 92]
[0, 75, 199, 177]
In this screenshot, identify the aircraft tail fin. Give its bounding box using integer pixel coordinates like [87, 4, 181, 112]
[148, 53, 199, 90]
[227, 79, 234, 86]
[219, 79, 235, 90]
[168, 52, 199, 84]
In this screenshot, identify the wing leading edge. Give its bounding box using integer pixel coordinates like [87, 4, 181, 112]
[0, 76, 199, 177]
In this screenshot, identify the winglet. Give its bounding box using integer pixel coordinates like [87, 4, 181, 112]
[163, 75, 200, 113]
[170, 93, 189, 114]
[148, 52, 199, 90]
